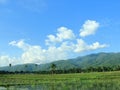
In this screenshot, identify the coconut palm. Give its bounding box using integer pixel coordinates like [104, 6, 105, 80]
[50, 63, 56, 74]
[9, 63, 12, 67]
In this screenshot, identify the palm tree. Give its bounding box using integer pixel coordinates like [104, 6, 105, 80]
[50, 63, 56, 74]
[35, 64, 38, 67]
[9, 63, 12, 67]
[9, 63, 12, 72]
[35, 64, 38, 71]
[25, 64, 28, 72]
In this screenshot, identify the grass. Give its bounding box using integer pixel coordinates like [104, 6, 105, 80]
[0, 71, 120, 89]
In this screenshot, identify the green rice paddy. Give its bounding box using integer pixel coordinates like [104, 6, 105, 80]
[0, 71, 120, 90]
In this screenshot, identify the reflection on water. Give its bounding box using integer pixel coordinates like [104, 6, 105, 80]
[0, 85, 45, 90]
[0, 87, 6, 90]
[0, 83, 119, 90]
[0, 85, 52, 90]
[0, 85, 75, 90]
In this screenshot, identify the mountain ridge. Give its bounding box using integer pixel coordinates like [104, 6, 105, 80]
[0, 52, 120, 72]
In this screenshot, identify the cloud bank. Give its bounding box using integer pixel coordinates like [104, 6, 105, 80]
[0, 20, 108, 66]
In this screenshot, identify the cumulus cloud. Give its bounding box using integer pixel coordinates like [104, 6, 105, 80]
[21, 45, 46, 64]
[9, 40, 30, 51]
[74, 39, 107, 53]
[6, 39, 107, 66]
[0, 56, 10, 66]
[8, 40, 73, 64]
[46, 27, 75, 45]
[0, 20, 108, 66]
[80, 20, 99, 37]
[9, 40, 46, 64]
[0, 55, 18, 66]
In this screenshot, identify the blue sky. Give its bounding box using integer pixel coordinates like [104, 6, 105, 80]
[0, 0, 120, 66]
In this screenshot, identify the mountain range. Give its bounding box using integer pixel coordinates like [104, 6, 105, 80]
[0, 52, 120, 72]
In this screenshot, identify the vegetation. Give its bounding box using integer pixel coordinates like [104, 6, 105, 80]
[0, 71, 120, 89]
[9, 64, 12, 67]
[0, 65, 120, 74]
[50, 63, 57, 74]
[0, 52, 120, 89]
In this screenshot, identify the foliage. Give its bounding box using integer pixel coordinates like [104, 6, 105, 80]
[50, 63, 56, 74]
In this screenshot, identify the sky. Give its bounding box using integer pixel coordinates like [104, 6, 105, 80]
[0, 0, 120, 66]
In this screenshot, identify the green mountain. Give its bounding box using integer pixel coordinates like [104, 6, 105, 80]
[0, 52, 120, 72]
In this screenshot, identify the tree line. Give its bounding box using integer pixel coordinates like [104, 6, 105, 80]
[0, 63, 120, 74]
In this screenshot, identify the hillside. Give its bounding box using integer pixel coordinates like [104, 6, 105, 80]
[0, 52, 120, 72]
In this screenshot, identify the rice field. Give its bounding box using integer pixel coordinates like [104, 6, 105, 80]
[0, 71, 120, 90]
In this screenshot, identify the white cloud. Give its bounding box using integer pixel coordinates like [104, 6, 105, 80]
[46, 46, 68, 61]
[0, 55, 19, 66]
[0, 20, 108, 66]
[74, 39, 87, 52]
[9, 40, 72, 64]
[74, 39, 107, 53]
[46, 27, 75, 45]
[9, 40, 46, 64]
[9, 40, 30, 51]
[80, 20, 99, 37]
[6, 39, 107, 66]
[21, 46, 46, 64]
[0, 55, 10, 66]
[88, 42, 107, 50]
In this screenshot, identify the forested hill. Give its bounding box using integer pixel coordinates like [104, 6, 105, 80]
[0, 52, 120, 72]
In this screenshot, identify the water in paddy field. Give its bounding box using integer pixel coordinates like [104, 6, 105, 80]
[0, 83, 119, 90]
[0, 85, 47, 90]
[0, 85, 48, 90]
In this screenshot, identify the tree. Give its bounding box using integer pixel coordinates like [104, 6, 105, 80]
[50, 63, 57, 74]
[9, 63, 12, 72]
[25, 64, 28, 72]
[35, 64, 38, 67]
[35, 64, 38, 71]
[9, 64, 12, 67]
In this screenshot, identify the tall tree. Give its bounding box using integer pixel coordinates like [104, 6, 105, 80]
[50, 63, 56, 74]
[25, 64, 28, 72]
[9, 64, 12, 67]
[35, 64, 38, 71]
